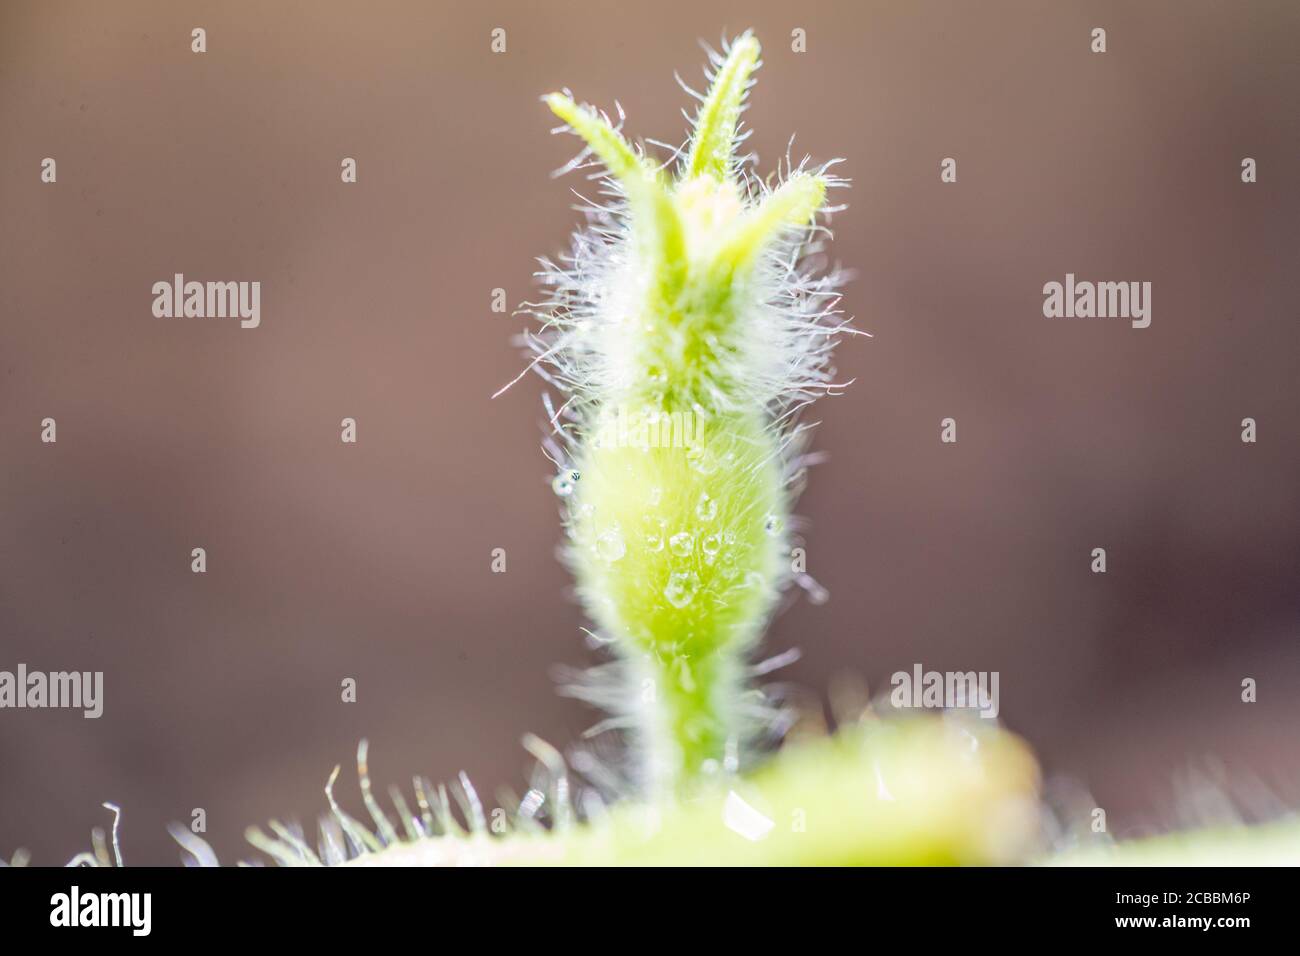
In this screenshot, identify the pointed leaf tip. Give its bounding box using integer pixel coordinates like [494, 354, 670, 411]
[544, 92, 686, 298]
[716, 172, 826, 275]
[545, 92, 646, 185]
[685, 33, 763, 183]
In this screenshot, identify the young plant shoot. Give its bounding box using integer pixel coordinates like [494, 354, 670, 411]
[533, 33, 849, 796]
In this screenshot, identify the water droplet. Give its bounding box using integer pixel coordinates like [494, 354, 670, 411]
[687, 449, 718, 475]
[669, 532, 694, 557]
[596, 528, 626, 562]
[695, 492, 718, 522]
[645, 530, 664, 552]
[763, 513, 783, 536]
[648, 486, 663, 506]
[552, 469, 580, 497]
[702, 533, 721, 557]
[664, 571, 700, 608]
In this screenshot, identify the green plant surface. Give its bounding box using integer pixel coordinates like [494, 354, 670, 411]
[1047, 818, 1300, 867]
[343, 715, 1042, 867]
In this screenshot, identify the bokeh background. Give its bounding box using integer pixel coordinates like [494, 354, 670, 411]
[1, 1, 1297, 864]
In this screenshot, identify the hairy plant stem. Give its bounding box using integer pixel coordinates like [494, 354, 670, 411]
[573, 405, 784, 795]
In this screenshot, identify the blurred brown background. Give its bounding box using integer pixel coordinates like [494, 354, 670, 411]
[1, 1, 1297, 864]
